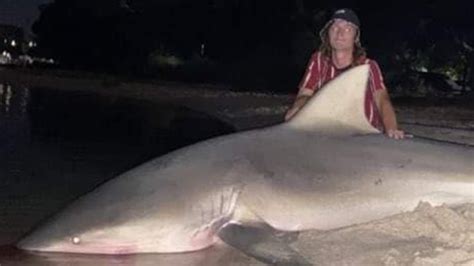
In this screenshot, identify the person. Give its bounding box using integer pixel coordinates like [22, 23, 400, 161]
[285, 8, 405, 139]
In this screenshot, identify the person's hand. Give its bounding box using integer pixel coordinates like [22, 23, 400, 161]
[386, 129, 405, 140]
[285, 95, 311, 121]
[284, 107, 300, 121]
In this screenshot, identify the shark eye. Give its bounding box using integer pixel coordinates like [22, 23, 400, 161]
[71, 236, 81, 245]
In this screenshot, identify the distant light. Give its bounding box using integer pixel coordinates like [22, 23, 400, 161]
[11, 40, 16, 47]
[2, 51, 11, 58]
[28, 41, 36, 47]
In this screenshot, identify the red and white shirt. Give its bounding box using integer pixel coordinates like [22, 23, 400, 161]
[296, 51, 386, 130]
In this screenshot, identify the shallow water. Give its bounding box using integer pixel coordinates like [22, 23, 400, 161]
[0, 84, 254, 265]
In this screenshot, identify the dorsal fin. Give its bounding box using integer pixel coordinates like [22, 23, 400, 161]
[287, 64, 381, 135]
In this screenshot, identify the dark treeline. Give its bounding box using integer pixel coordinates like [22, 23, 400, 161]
[30, 0, 474, 93]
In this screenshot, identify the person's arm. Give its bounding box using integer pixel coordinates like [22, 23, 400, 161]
[374, 88, 405, 139]
[368, 60, 405, 139]
[285, 52, 320, 121]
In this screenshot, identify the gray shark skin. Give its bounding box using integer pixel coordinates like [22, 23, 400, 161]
[16, 65, 473, 261]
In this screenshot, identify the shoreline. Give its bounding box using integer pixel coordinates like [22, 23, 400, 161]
[0, 66, 293, 130]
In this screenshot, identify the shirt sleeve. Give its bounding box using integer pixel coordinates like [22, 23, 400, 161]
[296, 51, 321, 97]
[368, 60, 386, 92]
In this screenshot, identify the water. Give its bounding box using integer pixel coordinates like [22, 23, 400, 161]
[0, 84, 261, 265]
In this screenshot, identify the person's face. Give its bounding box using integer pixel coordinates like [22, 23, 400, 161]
[328, 19, 358, 52]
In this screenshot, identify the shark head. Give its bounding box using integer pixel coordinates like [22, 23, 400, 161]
[16, 206, 142, 254]
[16, 181, 174, 255]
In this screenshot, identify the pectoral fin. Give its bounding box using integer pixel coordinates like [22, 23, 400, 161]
[218, 223, 311, 266]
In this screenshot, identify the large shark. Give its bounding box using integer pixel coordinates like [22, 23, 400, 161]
[17, 65, 473, 264]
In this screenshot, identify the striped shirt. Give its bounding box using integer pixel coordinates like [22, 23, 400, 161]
[297, 51, 385, 130]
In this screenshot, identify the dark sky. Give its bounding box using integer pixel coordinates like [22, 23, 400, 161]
[0, 0, 52, 35]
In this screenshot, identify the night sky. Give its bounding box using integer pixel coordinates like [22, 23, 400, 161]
[1, 0, 473, 36]
[0, 0, 51, 35]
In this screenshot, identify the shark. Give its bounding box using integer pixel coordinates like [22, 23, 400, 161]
[17, 65, 473, 265]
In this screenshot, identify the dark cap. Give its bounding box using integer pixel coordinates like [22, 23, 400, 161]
[330, 8, 360, 28]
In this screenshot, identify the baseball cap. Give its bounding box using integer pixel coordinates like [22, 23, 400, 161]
[330, 8, 360, 28]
